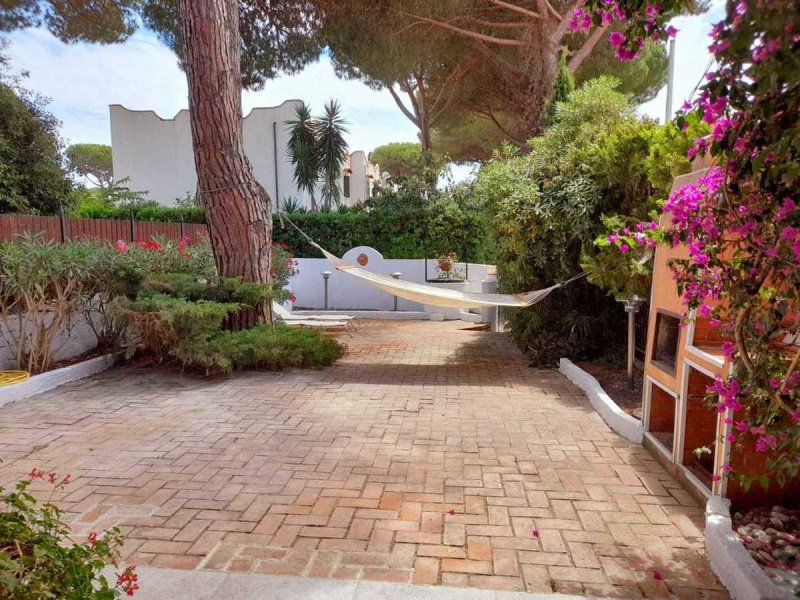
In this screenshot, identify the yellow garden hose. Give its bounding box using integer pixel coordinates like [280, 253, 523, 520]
[0, 370, 30, 387]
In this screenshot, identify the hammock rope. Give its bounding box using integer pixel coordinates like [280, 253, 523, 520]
[276, 212, 587, 309]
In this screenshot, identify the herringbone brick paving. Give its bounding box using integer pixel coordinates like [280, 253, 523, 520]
[0, 320, 726, 598]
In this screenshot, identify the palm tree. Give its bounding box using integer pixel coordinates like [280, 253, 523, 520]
[286, 102, 320, 211]
[315, 100, 349, 210]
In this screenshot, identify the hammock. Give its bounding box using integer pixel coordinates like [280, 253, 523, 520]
[279, 214, 585, 310]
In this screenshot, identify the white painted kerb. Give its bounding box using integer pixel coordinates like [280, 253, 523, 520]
[559, 358, 644, 444]
[705, 496, 794, 600]
[0, 354, 115, 407]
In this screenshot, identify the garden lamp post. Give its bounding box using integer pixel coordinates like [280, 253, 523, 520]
[620, 296, 646, 388]
[391, 272, 402, 311]
[322, 271, 332, 310]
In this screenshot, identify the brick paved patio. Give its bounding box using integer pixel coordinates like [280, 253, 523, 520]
[0, 320, 726, 598]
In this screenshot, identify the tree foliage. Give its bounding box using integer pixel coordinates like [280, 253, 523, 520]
[369, 142, 446, 189]
[475, 77, 695, 364]
[66, 143, 113, 188]
[0, 41, 72, 214]
[315, 99, 349, 210]
[285, 102, 320, 210]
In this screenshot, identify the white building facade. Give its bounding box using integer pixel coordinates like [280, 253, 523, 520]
[109, 100, 378, 209]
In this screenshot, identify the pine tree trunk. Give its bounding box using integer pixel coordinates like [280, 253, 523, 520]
[178, 0, 272, 329]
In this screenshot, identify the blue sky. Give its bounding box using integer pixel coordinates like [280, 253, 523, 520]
[4, 2, 724, 163]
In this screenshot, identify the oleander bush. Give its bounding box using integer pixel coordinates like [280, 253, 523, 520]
[0, 235, 143, 372]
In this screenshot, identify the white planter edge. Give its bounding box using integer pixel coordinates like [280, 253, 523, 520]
[0, 354, 115, 408]
[705, 496, 794, 600]
[558, 358, 644, 444]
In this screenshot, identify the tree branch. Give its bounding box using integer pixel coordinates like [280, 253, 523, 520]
[568, 24, 609, 72]
[388, 84, 419, 126]
[402, 13, 533, 47]
[550, 0, 580, 44]
[486, 0, 542, 20]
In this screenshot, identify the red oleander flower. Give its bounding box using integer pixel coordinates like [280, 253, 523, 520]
[28, 467, 45, 480]
[117, 566, 140, 597]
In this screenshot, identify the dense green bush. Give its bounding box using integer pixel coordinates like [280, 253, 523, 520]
[70, 201, 206, 223]
[176, 324, 344, 374]
[475, 77, 699, 365]
[69, 189, 493, 262]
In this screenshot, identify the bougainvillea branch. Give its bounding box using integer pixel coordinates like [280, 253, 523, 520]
[582, 0, 799, 488]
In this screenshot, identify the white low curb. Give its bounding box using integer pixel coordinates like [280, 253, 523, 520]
[558, 358, 644, 444]
[0, 354, 115, 408]
[705, 496, 794, 600]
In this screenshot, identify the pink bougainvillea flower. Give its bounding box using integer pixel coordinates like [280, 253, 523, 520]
[88, 531, 98, 547]
[609, 31, 626, 47]
[619, 243, 630, 254]
[666, 25, 678, 38]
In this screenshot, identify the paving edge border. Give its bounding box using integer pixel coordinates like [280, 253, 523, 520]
[0, 354, 115, 407]
[705, 495, 794, 600]
[558, 358, 644, 444]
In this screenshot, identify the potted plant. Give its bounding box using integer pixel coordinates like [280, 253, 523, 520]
[436, 251, 458, 279]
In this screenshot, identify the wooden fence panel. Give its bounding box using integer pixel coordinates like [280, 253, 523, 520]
[0, 214, 208, 245]
[0, 215, 61, 242]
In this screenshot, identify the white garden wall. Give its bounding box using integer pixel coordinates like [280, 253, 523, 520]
[288, 246, 494, 320]
[0, 312, 100, 371]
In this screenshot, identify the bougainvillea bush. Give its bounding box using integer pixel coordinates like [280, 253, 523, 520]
[582, 0, 799, 489]
[0, 469, 138, 599]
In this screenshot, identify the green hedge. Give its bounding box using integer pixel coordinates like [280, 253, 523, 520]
[69, 197, 493, 261]
[70, 203, 206, 223]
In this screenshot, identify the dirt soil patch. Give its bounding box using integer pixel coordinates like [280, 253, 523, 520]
[576, 361, 643, 419]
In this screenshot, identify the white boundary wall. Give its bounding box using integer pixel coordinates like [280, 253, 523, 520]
[289, 246, 493, 320]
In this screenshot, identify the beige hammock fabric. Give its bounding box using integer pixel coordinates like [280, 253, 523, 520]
[319, 248, 559, 309]
[279, 213, 579, 310]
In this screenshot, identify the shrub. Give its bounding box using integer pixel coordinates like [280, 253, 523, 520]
[69, 201, 206, 223]
[113, 236, 216, 279]
[70, 194, 493, 261]
[475, 77, 698, 365]
[175, 324, 344, 374]
[0, 235, 141, 373]
[0, 469, 138, 599]
[113, 294, 240, 362]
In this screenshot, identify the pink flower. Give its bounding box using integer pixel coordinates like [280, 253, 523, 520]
[666, 26, 678, 38]
[115, 239, 129, 253]
[619, 243, 630, 254]
[755, 435, 777, 453]
[609, 31, 626, 47]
